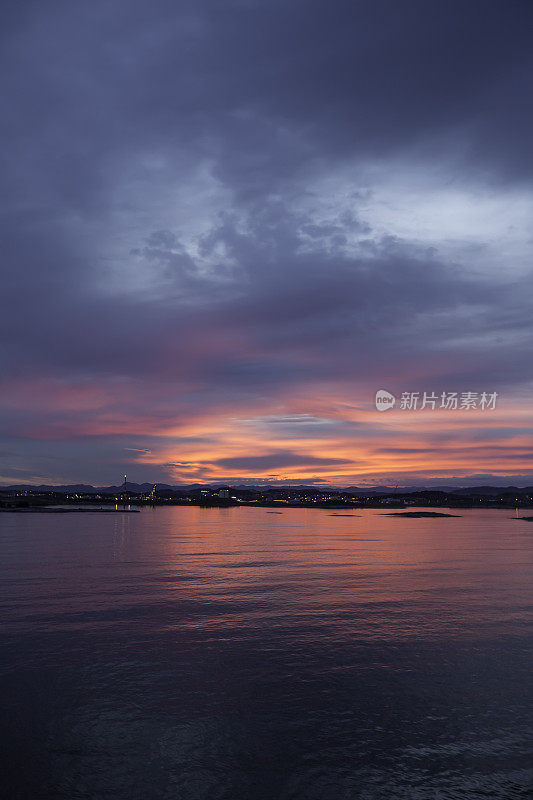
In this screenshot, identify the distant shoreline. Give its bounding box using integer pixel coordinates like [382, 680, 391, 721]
[0, 507, 140, 514]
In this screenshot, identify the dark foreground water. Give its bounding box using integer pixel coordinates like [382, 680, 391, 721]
[0, 506, 531, 799]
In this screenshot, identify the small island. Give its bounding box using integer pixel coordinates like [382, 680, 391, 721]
[382, 511, 461, 518]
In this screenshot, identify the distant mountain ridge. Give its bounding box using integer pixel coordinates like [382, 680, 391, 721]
[2, 482, 533, 495]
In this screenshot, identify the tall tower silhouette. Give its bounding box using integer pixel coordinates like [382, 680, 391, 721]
[121, 474, 128, 507]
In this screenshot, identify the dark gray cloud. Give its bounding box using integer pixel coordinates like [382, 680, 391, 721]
[213, 451, 353, 471]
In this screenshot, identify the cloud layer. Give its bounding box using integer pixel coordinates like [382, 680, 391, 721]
[1, 0, 533, 485]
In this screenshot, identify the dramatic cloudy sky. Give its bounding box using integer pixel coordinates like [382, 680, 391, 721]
[2, 0, 533, 487]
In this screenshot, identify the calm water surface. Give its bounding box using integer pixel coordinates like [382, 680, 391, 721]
[0, 507, 531, 799]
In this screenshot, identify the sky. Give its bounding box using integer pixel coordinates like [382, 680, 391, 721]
[1, 0, 533, 488]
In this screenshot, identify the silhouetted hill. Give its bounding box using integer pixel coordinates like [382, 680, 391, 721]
[451, 485, 533, 496]
[1, 482, 532, 496]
